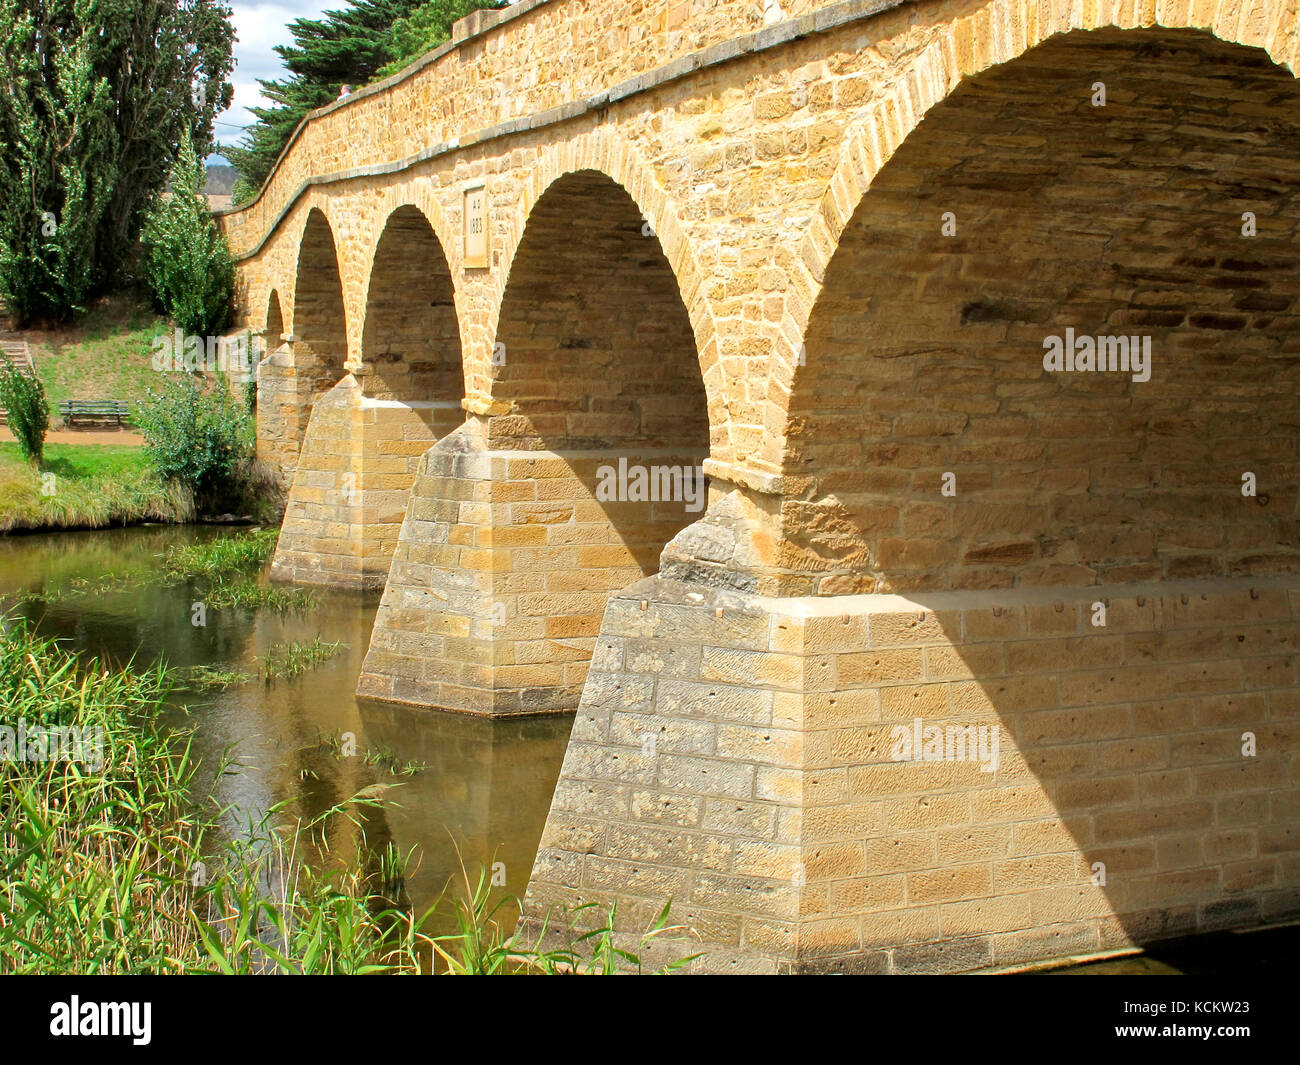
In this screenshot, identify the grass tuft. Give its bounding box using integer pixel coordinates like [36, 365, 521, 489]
[0, 442, 193, 532]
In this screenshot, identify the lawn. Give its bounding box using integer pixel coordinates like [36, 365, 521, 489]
[0, 441, 192, 532]
[23, 293, 170, 417]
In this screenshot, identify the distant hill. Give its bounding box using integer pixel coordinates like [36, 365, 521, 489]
[204, 165, 237, 196]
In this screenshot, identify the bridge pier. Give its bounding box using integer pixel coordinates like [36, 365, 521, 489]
[520, 557, 1300, 973]
[269, 376, 462, 589]
[356, 418, 707, 713]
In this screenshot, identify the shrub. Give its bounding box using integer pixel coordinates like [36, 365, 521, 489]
[140, 137, 235, 337]
[135, 372, 251, 509]
[0, 359, 49, 465]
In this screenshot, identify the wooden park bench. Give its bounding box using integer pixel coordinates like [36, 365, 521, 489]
[59, 399, 132, 428]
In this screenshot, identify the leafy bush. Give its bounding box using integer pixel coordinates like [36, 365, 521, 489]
[0, 360, 49, 465]
[141, 137, 235, 337]
[135, 372, 251, 508]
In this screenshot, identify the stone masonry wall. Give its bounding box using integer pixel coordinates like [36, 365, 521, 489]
[522, 573, 1300, 972]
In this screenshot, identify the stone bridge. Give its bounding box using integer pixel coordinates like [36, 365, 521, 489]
[220, 0, 1300, 973]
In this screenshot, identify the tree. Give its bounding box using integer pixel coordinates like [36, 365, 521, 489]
[0, 0, 234, 323]
[142, 136, 235, 337]
[376, 0, 502, 79]
[225, 0, 500, 200]
[0, 360, 49, 466]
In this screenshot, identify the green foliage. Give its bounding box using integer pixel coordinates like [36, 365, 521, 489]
[376, 0, 502, 79]
[135, 373, 252, 507]
[0, 0, 235, 322]
[142, 138, 235, 336]
[0, 361, 48, 464]
[0, 4, 116, 321]
[0, 618, 204, 972]
[225, 0, 499, 199]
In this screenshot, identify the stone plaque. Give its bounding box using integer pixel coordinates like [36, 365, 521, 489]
[463, 183, 487, 269]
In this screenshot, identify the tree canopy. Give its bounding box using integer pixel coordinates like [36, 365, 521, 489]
[0, 0, 235, 323]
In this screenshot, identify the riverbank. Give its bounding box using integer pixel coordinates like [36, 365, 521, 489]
[0, 441, 193, 532]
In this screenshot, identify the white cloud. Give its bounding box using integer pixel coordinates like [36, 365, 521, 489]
[215, 2, 331, 145]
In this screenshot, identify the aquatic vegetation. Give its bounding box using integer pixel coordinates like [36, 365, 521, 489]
[311, 731, 428, 778]
[171, 665, 254, 691]
[0, 618, 209, 972]
[360, 743, 428, 777]
[0, 618, 700, 975]
[204, 578, 315, 614]
[260, 636, 343, 681]
[159, 528, 279, 582]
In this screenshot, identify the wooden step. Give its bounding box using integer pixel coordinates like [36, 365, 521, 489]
[0, 338, 35, 424]
[0, 338, 33, 374]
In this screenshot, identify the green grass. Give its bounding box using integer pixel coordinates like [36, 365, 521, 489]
[204, 579, 315, 614]
[170, 665, 254, 692]
[159, 528, 279, 581]
[23, 294, 169, 415]
[0, 441, 193, 532]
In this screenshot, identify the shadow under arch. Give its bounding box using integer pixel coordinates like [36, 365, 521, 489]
[488, 165, 711, 582]
[264, 288, 285, 345]
[361, 204, 462, 410]
[784, 26, 1300, 966]
[291, 207, 349, 426]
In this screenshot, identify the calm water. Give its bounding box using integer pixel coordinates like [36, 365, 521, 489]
[0, 524, 572, 919]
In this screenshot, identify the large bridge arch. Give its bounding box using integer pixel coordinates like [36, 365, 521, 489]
[765, 0, 1300, 475]
[359, 201, 463, 413]
[479, 130, 735, 465]
[778, 23, 1300, 591]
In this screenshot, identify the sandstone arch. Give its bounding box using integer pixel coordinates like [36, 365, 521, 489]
[357, 168, 713, 713]
[255, 208, 350, 474]
[767, 0, 1300, 473]
[783, 25, 1300, 595]
[264, 289, 284, 343]
[292, 208, 349, 404]
[360, 204, 463, 414]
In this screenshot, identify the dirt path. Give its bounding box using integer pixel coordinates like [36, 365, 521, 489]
[0, 427, 144, 447]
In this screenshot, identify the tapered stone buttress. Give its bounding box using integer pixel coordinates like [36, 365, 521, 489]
[356, 417, 707, 714]
[269, 375, 462, 589]
[520, 562, 1300, 973]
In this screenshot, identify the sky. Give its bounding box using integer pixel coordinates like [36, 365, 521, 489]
[213, 2, 332, 154]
